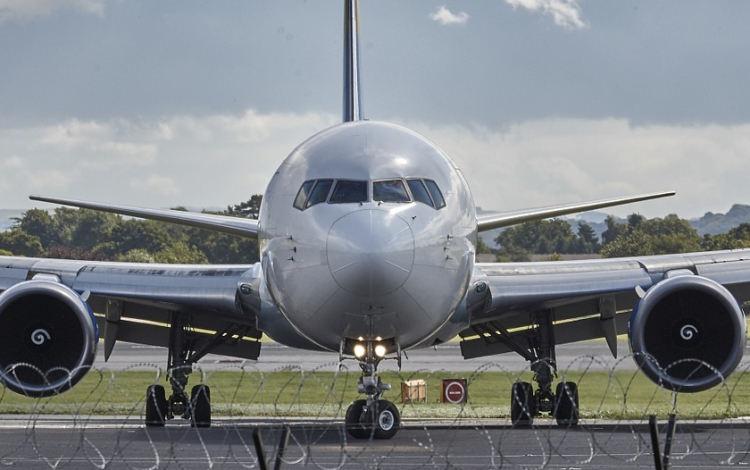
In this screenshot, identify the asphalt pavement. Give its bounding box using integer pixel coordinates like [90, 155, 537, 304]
[95, 339, 636, 372]
[0, 416, 748, 469]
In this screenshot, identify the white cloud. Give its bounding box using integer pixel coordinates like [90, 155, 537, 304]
[130, 175, 180, 197]
[404, 118, 750, 219]
[429, 6, 469, 26]
[2, 110, 749, 220]
[1, 156, 23, 169]
[0, 0, 104, 23]
[28, 170, 74, 192]
[0, 110, 337, 210]
[505, 0, 586, 30]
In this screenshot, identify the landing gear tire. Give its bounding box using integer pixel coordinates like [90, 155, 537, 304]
[345, 399, 368, 439]
[510, 381, 534, 426]
[372, 400, 400, 440]
[190, 384, 211, 428]
[145, 385, 167, 427]
[554, 381, 579, 426]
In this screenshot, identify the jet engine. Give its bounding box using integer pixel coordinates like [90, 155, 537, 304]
[629, 275, 746, 392]
[0, 280, 98, 397]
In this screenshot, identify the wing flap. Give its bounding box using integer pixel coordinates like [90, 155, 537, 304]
[460, 311, 630, 359]
[94, 313, 261, 361]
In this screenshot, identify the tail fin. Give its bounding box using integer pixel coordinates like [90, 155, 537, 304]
[343, 0, 363, 122]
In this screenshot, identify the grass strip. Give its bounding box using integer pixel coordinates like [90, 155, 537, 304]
[2, 368, 749, 420]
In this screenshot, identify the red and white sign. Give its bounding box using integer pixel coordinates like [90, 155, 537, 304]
[441, 379, 467, 404]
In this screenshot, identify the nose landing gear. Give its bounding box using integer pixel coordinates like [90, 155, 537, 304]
[343, 340, 401, 439]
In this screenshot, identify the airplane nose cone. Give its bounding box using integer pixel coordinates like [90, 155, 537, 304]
[327, 210, 414, 297]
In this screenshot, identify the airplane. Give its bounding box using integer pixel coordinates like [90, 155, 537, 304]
[0, 0, 747, 440]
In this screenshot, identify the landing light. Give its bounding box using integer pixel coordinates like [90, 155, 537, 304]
[374, 344, 387, 357]
[353, 344, 366, 358]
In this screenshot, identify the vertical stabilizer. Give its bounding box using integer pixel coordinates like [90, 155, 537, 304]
[343, 0, 363, 122]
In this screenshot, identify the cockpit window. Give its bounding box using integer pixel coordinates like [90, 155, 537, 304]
[293, 180, 315, 210]
[306, 179, 333, 208]
[406, 179, 433, 207]
[424, 179, 446, 209]
[293, 177, 444, 210]
[373, 179, 410, 203]
[330, 180, 368, 203]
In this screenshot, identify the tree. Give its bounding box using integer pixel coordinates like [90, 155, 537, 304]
[602, 215, 627, 246]
[96, 219, 171, 257]
[115, 249, 155, 263]
[702, 223, 750, 250]
[627, 213, 645, 231]
[601, 214, 701, 257]
[48, 207, 120, 251]
[0, 230, 44, 257]
[70, 210, 120, 251]
[495, 219, 577, 255]
[13, 209, 56, 249]
[226, 195, 263, 219]
[600, 230, 654, 257]
[575, 222, 600, 254]
[638, 214, 701, 254]
[45, 246, 108, 261]
[495, 247, 530, 262]
[476, 236, 492, 254]
[153, 242, 209, 264]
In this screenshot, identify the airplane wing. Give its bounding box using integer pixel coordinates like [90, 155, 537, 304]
[0, 256, 263, 374]
[30, 195, 259, 238]
[461, 249, 750, 367]
[476, 191, 675, 231]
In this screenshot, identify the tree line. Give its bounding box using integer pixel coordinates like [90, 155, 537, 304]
[485, 214, 750, 262]
[0, 196, 263, 264]
[3, 199, 750, 264]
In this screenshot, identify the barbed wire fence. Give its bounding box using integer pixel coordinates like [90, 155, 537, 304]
[1, 354, 750, 469]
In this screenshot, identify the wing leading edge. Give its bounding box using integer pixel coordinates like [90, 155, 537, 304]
[476, 191, 675, 232]
[30, 195, 259, 238]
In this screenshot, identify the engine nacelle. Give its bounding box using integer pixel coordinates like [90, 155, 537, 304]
[0, 280, 98, 397]
[629, 275, 746, 393]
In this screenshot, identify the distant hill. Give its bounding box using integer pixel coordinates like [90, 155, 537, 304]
[690, 204, 750, 235]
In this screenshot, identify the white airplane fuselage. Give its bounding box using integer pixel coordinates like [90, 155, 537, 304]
[258, 120, 478, 352]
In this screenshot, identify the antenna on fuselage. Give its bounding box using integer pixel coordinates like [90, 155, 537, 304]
[343, 0, 363, 122]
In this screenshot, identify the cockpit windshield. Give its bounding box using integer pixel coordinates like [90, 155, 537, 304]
[330, 180, 368, 203]
[293, 178, 445, 210]
[373, 179, 410, 203]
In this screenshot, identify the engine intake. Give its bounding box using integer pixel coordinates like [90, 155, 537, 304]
[629, 275, 746, 393]
[0, 280, 98, 397]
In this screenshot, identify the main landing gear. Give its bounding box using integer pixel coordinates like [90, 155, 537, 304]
[145, 312, 213, 428]
[509, 310, 579, 426]
[344, 341, 401, 439]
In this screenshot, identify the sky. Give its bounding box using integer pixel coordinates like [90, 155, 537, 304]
[0, 0, 748, 219]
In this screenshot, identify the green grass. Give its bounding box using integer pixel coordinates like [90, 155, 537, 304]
[2, 367, 750, 421]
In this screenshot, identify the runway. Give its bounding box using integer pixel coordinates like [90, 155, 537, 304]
[0, 415, 748, 469]
[95, 339, 636, 372]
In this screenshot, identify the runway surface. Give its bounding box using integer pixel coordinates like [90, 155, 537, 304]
[0, 416, 748, 469]
[95, 339, 636, 372]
